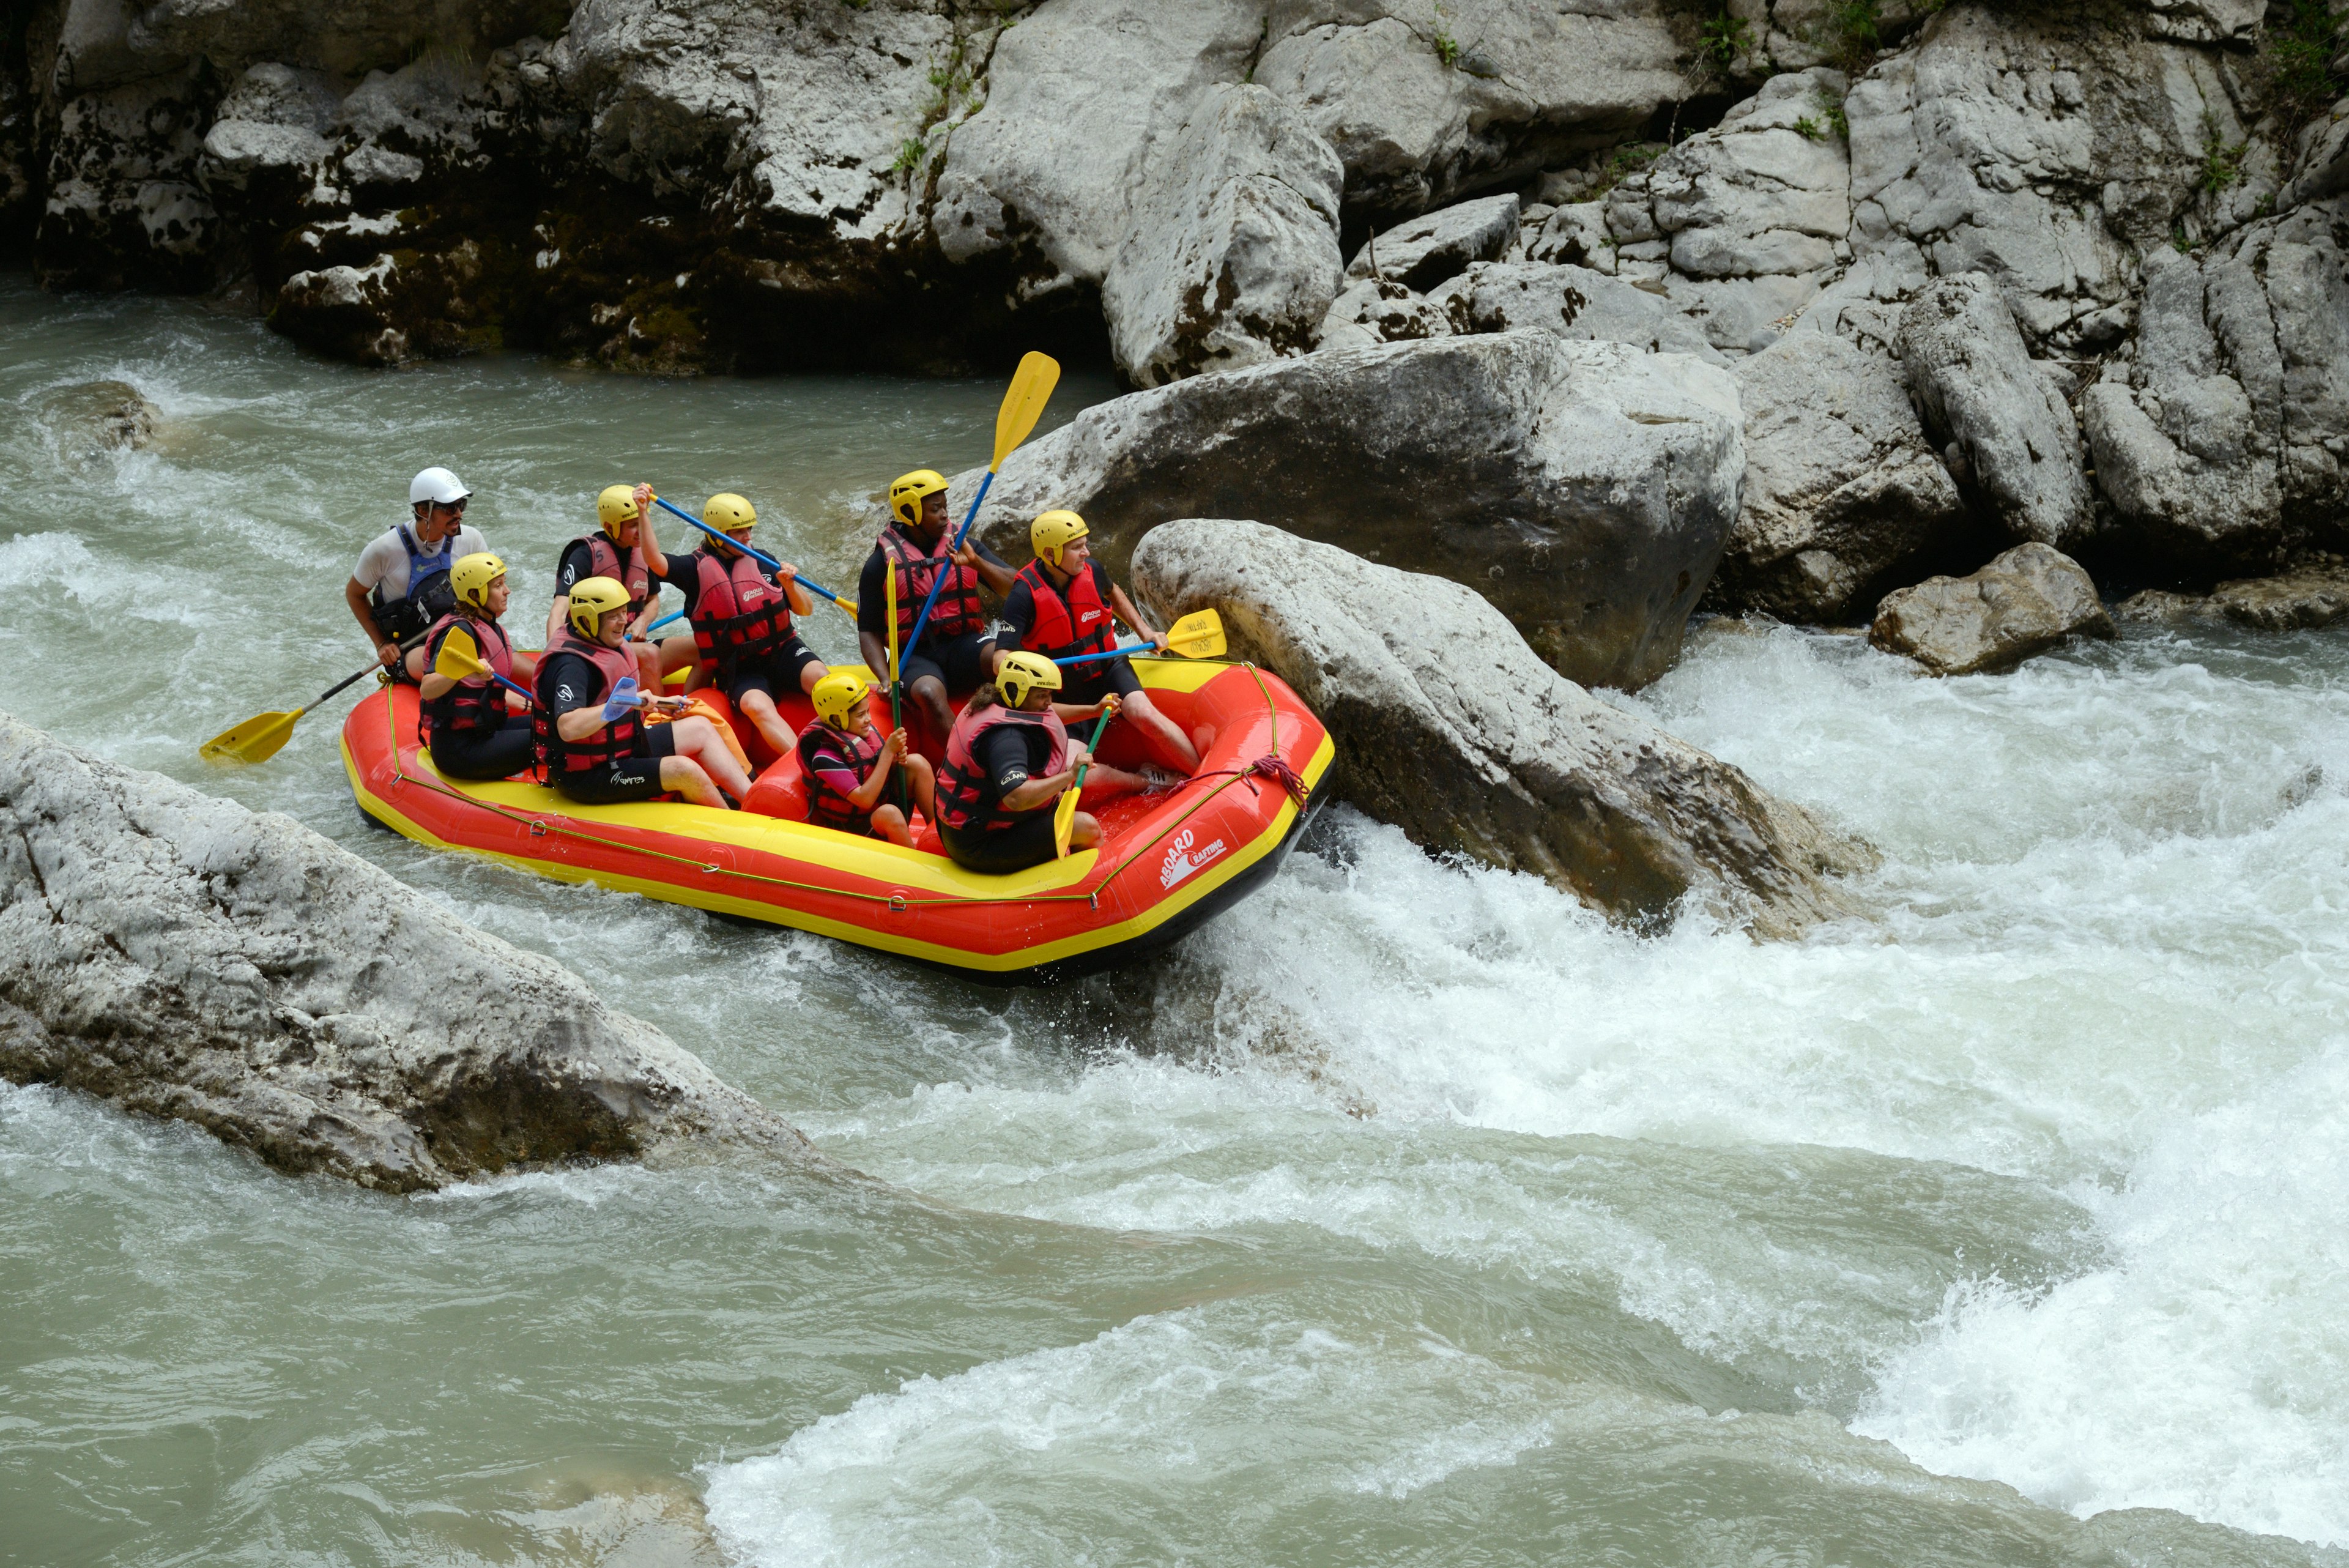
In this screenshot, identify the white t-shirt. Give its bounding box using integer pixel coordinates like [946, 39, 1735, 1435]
[352, 521, 490, 600]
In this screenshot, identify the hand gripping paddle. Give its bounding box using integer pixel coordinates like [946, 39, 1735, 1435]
[431, 625, 535, 704]
[1053, 703, 1119, 860]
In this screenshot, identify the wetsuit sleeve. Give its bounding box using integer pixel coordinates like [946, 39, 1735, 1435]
[659, 552, 702, 617]
[540, 652, 603, 718]
[855, 549, 889, 642]
[995, 579, 1036, 656]
[978, 726, 1035, 801]
[806, 738, 862, 798]
[554, 540, 596, 600]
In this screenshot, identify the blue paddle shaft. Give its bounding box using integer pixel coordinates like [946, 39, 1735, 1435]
[1055, 639, 1149, 670]
[649, 495, 848, 607]
[902, 469, 995, 660]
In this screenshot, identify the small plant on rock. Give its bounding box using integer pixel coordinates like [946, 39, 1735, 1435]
[1819, 0, 1882, 72]
[1699, 9, 1752, 73]
[1816, 86, 1849, 139]
[2257, 0, 2346, 136]
[2199, 113, 2248, 195]
[1794, 115, 1823, 140]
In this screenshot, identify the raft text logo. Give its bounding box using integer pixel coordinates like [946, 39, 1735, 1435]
[1159, 828, 1227, 890]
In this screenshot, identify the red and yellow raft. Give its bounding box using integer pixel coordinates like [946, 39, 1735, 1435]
[341, 658, 1332, 983]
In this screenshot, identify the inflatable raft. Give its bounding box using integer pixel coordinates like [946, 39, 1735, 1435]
[342, 657, 1332, 983]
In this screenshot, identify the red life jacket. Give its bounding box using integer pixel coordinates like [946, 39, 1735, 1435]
[574, 532, 651, 609]
[531, 626, 645, 775]
[935, 701, 1068, 833]
[689, 547, 792, 671]
[1013, 559, 1116, 661]
[421, 612, 513, 741]
[880, 522, 986, 641]
[796, 722, 885, 831]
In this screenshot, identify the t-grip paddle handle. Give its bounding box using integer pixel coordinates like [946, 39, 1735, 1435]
[601, 677, 644, 723]
[647, 494, 853, 610]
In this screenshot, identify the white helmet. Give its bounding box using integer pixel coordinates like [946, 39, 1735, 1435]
[409, 466, 472, 506]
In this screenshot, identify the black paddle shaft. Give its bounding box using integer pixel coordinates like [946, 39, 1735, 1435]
[310, 628, 431, 708]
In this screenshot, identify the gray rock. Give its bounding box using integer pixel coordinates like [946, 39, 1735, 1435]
[1716, 333, 1967, 622]
[37, 379, 161, 455]
[1427, 259, 1727, 363]
[1526, 200, 1614, 272]
[957, 331, 1746, 691]
[2086, 201, 2349, 568]
[2117, 562, 2349, 631]
[1845, 6, 2243, 350]
[0, 712, 810, 1192]
[1315, 274, 1453, 352]
[1253, 4, 1689, 218]
[1899, 273, 2096, 548]
[1102, 83, 1345, 387]
[1131, 519, 1874, 939]
[2141, 0, 2266, 45]
[1721, 0, 1936, 75]
[1347, 193, 1520, 291]
[1869, 542, 2115, 675]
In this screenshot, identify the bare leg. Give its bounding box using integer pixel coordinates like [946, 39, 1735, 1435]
[631, 641, 664, 697]
[735, 688, 797, 759]
[1118, 689, 1200, 773]
[1078, 765, 1151, 804]
[667, 715, 752, 801]
[909, 674, 954, 756]
[799, 658, 829, 695]
[869, 803, 914, 847]
[658, 756, 727, 808]
[1069, 811, 1102, 850]
[658, 636, 699, 676]
[900, 754, 937, 823]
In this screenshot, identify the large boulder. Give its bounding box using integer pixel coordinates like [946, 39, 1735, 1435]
[1898, 273, 2096, 549]
[2117, 560, 2349, 632]
[2085, 201, 2349, 570]
[1346, 191, 1520, 290]
[1714, 332, 1968, 623]
[1132, 519, 1874, 938]
[1869, 542, 2115, 676]
[0, 712, 810, 1192]
[959, 331, 1746, 691]
[1429, 259, 1727, 362]
[1098, 84, 1345, 387]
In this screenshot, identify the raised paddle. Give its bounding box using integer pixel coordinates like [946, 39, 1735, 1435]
[886, 552, 907, 809]
[200, 629, 429, 764]
[902, 351, 1060, 659]
[1053, 609, 1226, 668]
[645, 494, 858, 616]
[1053, 704, 1118, 860]
[431, 625, 535, 704]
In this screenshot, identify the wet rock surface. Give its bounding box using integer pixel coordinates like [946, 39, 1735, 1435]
[1132, 518, 1875, 939]
[1871, 543, 2115, 676]
[2117, 560, 2349, 631]
[959, 330, 1745, 692]
[0, 711, 811, 1192]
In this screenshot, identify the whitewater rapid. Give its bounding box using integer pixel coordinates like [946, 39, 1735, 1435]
[4, 279, 2343, 1566]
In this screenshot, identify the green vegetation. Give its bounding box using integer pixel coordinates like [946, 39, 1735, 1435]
[891, 137, 927, 174]
[1795, 115, 1823, 140]
[2258, 0, 2345, 136]
[1817, 86, 1849, 140]
[2199, 113, 2248, 196]
[1433, 29, 1461, 68]
[1699, 10, 1753, 72]
[1586, 141, 1665, 202]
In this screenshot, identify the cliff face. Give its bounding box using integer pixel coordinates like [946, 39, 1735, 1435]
[10, 0, 2347, 578]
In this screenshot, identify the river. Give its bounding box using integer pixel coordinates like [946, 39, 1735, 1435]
[3, 276, 2343, 1568]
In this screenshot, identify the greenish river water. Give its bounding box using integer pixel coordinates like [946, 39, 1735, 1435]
[3, 277, 2345, 1567]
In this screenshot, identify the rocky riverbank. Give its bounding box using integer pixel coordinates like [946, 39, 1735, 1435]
[0, 711, 812, 1190]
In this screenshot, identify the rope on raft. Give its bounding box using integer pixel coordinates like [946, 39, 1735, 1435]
[374, 663, 1311, 913]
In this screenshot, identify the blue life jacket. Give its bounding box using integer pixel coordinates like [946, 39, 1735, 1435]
[371, 523, 459, 641]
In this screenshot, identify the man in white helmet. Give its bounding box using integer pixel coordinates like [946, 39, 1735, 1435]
[345, 467, 491, 673]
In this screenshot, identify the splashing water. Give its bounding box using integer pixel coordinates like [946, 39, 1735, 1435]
[3, 279, 2343, 1567]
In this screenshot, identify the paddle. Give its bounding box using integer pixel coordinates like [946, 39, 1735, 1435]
[200, 629, 429, 764]
[901, 351, 1060, 660]
[1053, 609, 1225, 669]
[886, 555, 906, 810]
[1053, 705, 1118, 860]
[646, 494, 857, 617]
[431, 625, 535, 704]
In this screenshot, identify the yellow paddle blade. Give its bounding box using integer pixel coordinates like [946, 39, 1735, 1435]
[432, 628, 488, 680]
[1053, 784, 1080, 859]
[1163, 608, 1226, 660]
[990, 351, 1061, 472]
[200, 708, 302, 765]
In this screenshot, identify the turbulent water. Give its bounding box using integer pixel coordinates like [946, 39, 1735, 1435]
[4, 276, 2345, 1568]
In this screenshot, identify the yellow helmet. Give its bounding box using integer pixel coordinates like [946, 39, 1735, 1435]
[567, 575, 633, 640]
[703, 492, 756, 533]
[596, 483, 643, 535]
[451, 551, 506, 610]
[1031, 508, 1089, 568]
[888, 469, 949, 530]
[810, 669, 873, 729]
[994, 650, 1064, 710]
